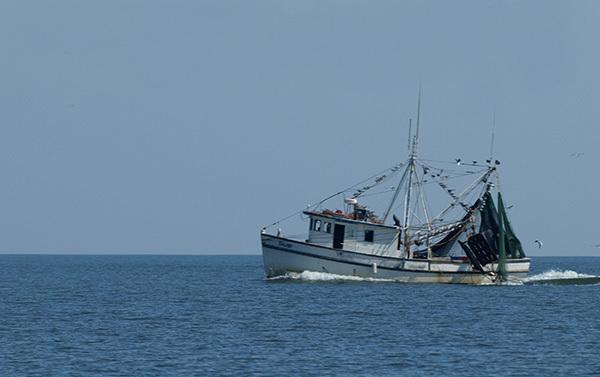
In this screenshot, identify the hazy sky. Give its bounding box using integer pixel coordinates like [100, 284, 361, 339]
[0, 1, 598, 255]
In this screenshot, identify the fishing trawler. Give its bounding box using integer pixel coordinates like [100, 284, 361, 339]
[260, 101, 530, 284]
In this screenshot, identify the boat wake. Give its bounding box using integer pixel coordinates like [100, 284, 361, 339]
[267, 269, 600, 285]
[526, 269, 594, 281]
[267, 271, 396, 283]
[521, 269, 600, 285]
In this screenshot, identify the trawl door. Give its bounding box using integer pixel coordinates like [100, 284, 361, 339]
[333, 224, 345, 249]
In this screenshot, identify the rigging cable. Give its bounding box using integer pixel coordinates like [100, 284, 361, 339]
[262, 161, 405, 229]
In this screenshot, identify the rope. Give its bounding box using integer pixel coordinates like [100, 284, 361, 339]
[262, 161, 405, 229]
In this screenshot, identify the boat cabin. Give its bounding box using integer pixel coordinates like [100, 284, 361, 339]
[304, 210, 399, 255]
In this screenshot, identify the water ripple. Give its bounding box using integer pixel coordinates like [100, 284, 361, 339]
[0, 255, 598, 376]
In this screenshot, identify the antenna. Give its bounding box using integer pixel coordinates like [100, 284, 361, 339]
[407, 119, 412, 155]
[416, 85, 421, 140]
[411, 85, 422, 158]
[489, 112, 496, 162]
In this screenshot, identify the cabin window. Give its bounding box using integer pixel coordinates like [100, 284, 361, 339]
[309, 219, 314, 231]
[314, 219, 322, 231]
[364, 230, 374, 242]
[325, 222, 332, 233]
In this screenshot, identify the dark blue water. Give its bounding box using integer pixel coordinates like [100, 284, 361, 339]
[1, 255, 599, 376]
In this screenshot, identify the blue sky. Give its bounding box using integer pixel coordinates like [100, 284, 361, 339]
[0, 1, 598, 255]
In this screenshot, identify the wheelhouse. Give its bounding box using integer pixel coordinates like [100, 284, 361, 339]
[305, 210, 399, 255]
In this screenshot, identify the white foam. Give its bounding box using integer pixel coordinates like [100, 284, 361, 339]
[268, 269, 598, 285]
[268, 270, 395, 282]
[525, 269, 596, 282]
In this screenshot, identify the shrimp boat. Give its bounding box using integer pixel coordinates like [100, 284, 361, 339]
[260, 103, 529, 284]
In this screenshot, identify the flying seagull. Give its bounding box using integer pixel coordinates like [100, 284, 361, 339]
[534, 240, 543, 248]
[593, 244, 600, 248]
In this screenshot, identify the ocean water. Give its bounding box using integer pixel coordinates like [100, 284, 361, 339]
[1, 255, 599, 376]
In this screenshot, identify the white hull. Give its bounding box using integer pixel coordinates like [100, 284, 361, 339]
[261, 234, 530, 284]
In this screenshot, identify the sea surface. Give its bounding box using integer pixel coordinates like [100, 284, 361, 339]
[0, 255, 599, 376]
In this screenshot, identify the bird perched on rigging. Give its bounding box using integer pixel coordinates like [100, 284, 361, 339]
[534, 240, 543, 248]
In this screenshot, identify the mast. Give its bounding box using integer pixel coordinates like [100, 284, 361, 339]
[402, 159, 415, 257]
[383, 120, 412, 223]
[382, 163, 410, 223]
[416, 167, 433, 258]
[403, 87, 422, 258]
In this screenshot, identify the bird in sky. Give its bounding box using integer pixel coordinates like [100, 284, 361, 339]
[534, 240, 543, 248]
